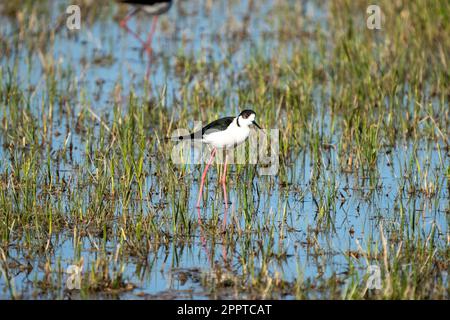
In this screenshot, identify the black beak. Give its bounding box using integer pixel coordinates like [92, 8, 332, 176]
[253, 121, 262, 130]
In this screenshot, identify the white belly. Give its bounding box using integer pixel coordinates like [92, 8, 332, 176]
[203, 126, 250, 149]
[141, 2, 171, 15]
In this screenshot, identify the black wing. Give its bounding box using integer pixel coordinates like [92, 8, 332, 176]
[201, 117, 234, 136]
[177, 117, 234, 140]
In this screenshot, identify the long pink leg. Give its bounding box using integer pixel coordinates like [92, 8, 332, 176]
[144, 16, 159, 80]
[144, 16, 159, 56]
[220, 155, 228, 184]
[119, 8, 147, 46]
[222, 242, 228, 266]
[145, 59, 151, 81]
[221, 155, 229, 232]
[196, 148, 217, 208]
[220, 155, 228, 208]
[222, 188, 228, 231]
[222, 181, 228, 209]
[119, 8, 138, 28]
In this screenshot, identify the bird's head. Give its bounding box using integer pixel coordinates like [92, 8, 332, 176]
[237, 109, 262, 129]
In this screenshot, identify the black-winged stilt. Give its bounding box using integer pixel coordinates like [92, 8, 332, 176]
[175, 110, 262, 208]
[117, 0, 172, 67]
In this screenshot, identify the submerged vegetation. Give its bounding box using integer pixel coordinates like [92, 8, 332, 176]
[0, 0, 448, 299]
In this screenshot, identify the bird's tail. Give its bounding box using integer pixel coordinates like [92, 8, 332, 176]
[165, 133, 201, 141]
